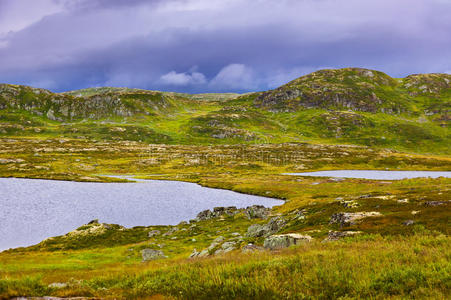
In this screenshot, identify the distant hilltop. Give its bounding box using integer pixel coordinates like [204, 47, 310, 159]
[0, 67, 449, 120]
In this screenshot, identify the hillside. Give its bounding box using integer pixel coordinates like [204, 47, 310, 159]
[0, 68, 450, 154]
[0, 69, 450, 299]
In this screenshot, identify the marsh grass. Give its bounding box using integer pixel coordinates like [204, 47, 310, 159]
[1, 234, 449, 299]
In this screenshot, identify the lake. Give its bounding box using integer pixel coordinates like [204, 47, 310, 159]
[284, 170, 451, 180]
[0, 177, 283, 251]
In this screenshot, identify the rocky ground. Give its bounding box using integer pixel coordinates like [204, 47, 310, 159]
[0, 67, 450, 298]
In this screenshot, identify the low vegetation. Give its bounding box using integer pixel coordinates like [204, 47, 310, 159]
[0, 68, 449, 299]
[0, 68, 450, 154]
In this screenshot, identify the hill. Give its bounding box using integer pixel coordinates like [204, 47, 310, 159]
[0, 68, 450, 154]
[0, 68, 450, 299]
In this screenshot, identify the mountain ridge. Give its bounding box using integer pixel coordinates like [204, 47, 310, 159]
[1, 67, 450, 119]
[0, 68, 449, 154]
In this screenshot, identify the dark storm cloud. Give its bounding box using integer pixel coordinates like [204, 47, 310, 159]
[0, 0, 450, 92]
[62, 0, 172, 10]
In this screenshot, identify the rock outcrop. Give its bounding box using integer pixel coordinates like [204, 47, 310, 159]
[246, 217, 286, 237]
[241, 243, 265, 253]
[141, 249, 167, 261]
[148, 230, 161, 238]
[263, 233, 312, 250]
[245, 205, 270, 219]
[253, 68, 451, 116]
[323, 231, 362, 242]
[195, 206, 239, 221]
[329, 212, 382, 226]
[0, 83, 175, 121]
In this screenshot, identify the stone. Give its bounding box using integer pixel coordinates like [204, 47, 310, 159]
[195, 207, 238, 221]
[246, 217, 286, 237]
[263, 234, 312, 250]
[213, 206, 238, 216]
[48, 282, 68, 289]
[294, 210, 306, 220]
[265, 217, 286, 234]
[221, 241, 237, 251]
[329, 212, 382, 226]
[402, 220, 415, 226]
[424, 201, 446, 206]
[0, 158, 25, 164]
[213, 236, 225, 243]
[163, 227, 178, 236]
[189, 248, 209, 258]
[148, 230, 161, 238]
[196, 209, 213, 221]
[141, 249, 167, 261]
[246, 224, 267, 238]
[215, 241, 237, 255]
[245, 205, 269, 219]
[241, 243, 265, 253]
[340, 199, 359, 208]
[324, 231, 361, 241]
[189, 249, 200, 258]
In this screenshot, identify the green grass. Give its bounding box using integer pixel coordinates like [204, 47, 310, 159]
[1, 68, 450, 154]
[0, 68, 450, 298]
[0, 137, 450, 298]
[1, 234, 450, 299]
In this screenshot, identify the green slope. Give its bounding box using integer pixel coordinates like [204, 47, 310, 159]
[0, 68, 450, 154]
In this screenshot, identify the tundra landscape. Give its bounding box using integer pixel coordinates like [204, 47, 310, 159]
[0, 0, 450, 299]
[0, 68, 450, 299]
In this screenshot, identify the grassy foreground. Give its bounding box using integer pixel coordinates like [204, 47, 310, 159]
[1, 234, 450, 299]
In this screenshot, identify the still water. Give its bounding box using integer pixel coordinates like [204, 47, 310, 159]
[284, 170, 451, 180]
[0, 177, 283, 251]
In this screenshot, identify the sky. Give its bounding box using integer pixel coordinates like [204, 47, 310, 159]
[0, 0, 450, 93]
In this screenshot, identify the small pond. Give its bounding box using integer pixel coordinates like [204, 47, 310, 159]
[284, 170, 451, 180]
[0, 177, 283, 251]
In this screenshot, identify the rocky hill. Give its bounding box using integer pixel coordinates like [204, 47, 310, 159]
[254, 68, 450, 117]
[0, 68, 449, 153]
[0, 84, 194, 121]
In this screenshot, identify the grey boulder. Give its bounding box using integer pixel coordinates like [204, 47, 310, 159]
[263, 234, 312, 250]
[141, 249, 167, 261]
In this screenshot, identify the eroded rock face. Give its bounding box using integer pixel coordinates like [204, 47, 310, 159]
[141, 249, 167, 261]
[195, 206, 238, 221]
[245, 205, 270, 219]
[246, 224, 267, 237]
[196, 209, 213, 221]
[329, 212, 382, 226]
[0, 83, 174, 121]
[263, 234, 312, 250]
[213, 206, 238, 216]
[254, 68, 404, 114]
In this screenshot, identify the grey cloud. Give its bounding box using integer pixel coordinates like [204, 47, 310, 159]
[0, 0, 450, 92]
